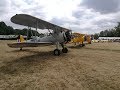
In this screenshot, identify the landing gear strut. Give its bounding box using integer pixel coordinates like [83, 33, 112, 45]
[61, 44, 68, 53]
[54, 42, 60, 56]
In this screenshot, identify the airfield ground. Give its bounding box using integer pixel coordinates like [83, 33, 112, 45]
[0, 40, 120, 90]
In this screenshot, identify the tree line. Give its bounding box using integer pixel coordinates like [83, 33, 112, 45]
[0, 21, 44, 38]
[93, 22, 120, 39]
[1, 21, 120, 40]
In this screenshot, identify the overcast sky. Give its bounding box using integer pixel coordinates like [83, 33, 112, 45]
[0, 0, 120, 34]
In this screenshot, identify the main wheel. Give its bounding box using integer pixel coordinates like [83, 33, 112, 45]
[20, 47, 22, 50]
[54, 49, 60, 56]
[80, 44, 85, 47]
[82, 44, 85, 46]
[62, 48, 68, 53]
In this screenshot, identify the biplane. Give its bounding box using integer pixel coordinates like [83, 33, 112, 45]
[8, 14, 72, 56]
[71, 33, 91, 46]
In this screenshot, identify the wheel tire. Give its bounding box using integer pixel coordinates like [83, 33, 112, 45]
[79, 44, 83, 47]
[62, 48, 68, 53]
[20, 47, 22, 50]
[82, 44, 85, 46]
[54, 49, 60, 56]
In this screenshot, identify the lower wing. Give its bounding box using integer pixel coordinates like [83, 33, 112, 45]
[8, 42, 53, 48]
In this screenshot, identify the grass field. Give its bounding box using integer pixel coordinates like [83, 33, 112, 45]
[0, 40, 120, 90]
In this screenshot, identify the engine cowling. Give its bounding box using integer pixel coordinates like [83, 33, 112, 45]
[64, 30, 72, 43]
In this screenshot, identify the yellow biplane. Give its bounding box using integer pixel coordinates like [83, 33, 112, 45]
[71, 33, 91, 46]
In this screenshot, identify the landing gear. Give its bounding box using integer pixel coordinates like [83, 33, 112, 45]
[54, 42, 60, 56]
[20, 47, 22, 50]
[79, 42, 85, 47]
[62, 47, 68, 53]
[54, 49, 60, 56]
[61, 43, 68, 53]
[79, 44, 85, 47]
[53, 42, 68, 56]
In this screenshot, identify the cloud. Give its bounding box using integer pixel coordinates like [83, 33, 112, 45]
[0, 0, 11, 16]
[81, 0, 120, 14]
[71, 1, 120, 33]
[0, 0, 120, 34]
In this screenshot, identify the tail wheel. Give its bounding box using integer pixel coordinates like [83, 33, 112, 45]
[54, 49, 60, 56]
[62, 48, 68, 53]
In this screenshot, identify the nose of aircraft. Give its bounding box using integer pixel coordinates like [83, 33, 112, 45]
[65, 30, 72, 42]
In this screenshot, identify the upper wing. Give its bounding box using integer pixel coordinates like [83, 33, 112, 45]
[11, 14, 70, 32]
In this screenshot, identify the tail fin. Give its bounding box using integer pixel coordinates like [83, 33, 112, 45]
[17, 35, 25, 42]
[20, 35, 25, 42]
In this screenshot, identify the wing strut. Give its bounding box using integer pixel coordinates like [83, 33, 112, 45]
[27, 26, 29, 41]
[35, 19, 38, 38]
[30, 27, 33, 37]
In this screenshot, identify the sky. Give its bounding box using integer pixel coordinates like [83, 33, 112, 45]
[0, 0, 120, 34]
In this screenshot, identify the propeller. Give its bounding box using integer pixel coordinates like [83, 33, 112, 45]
[65, 30, 72, 42]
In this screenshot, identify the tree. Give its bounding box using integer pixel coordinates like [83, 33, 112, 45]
[96, 22, 120, 37]
[93, 33, 99, 39]
[114, 22, 120, 37]
[0, 21, 7, 35]
[99, 31, 104, 37]
[0, 21, 41, 37]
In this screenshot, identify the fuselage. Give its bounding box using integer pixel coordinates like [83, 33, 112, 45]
[27, 31, 66, 44]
